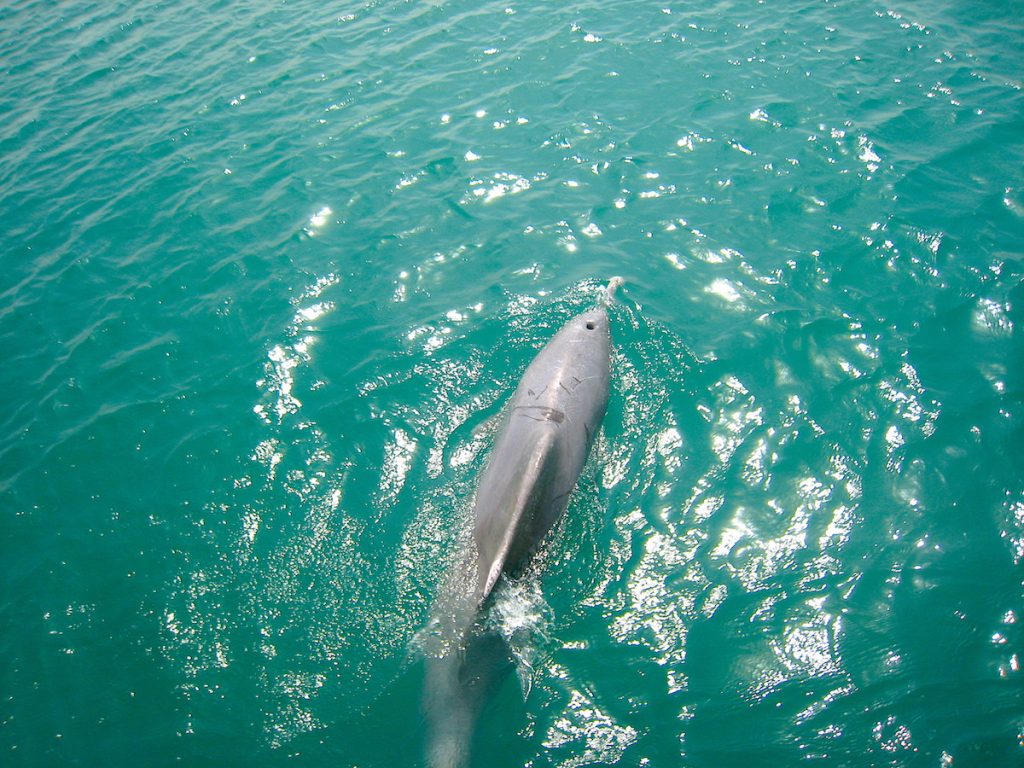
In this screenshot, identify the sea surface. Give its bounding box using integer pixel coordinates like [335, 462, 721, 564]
[1, 1, 1022, 766]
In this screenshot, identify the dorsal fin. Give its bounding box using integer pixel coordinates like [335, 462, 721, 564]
[477, 428, 558, 601]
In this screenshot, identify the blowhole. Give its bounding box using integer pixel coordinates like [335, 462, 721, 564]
[585, 321, 595, 330]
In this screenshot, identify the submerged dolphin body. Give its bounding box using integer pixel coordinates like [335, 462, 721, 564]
[423, 289, 616, 768]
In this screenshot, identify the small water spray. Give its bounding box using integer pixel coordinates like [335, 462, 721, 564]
[488, 576, 553, 700]
[601, 276, 625, 306]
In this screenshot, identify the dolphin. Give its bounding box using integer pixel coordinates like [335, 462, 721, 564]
[472, 305, 612, 600]
[422, 280, 619, 768]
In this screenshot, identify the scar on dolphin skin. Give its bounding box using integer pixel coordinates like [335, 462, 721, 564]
[514, 405, 566, 423]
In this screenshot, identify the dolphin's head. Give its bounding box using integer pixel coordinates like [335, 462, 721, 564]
[517, 306, 612, 406]
[559, 307, 611, 382]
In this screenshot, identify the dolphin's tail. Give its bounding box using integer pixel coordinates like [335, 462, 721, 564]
[424, 617, 512, 768]
[421, 575, 477, 768]
[421, 552, 513, 768]
[424, 648, 473, 768]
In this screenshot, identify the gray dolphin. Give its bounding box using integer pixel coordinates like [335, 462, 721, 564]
[472, 304, 611, 600]
[423, 281, 619, 768]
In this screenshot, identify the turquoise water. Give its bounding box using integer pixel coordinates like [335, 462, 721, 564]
[2, 0, 1022, 765]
